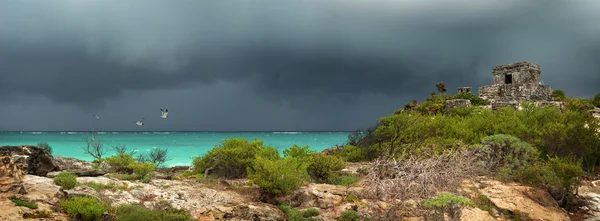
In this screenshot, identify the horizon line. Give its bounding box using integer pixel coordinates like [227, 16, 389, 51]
[0, 130, 354, 133]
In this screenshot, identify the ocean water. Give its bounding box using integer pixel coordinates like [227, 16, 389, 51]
[0, 131, 349, 167]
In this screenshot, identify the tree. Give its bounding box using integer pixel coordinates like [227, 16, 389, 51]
[148, 148, 172, 168]
[594, 93, 600, 107]
[552, 90, 566, 101]
[436, 82, 447, 93]
[82, 131, 107, 161]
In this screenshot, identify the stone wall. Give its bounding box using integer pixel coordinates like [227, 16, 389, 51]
[492, 61, 541, 85]
[445, 99, 471, 110]
[479, 84, 553, 104]
[458, 87, 472, 93]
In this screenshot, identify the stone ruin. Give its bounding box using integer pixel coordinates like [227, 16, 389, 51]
[458, 87, 472, 94]
[478, 61, 558, 109]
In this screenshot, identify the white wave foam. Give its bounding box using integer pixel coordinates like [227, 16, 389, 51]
[272, 132, 302, 134]
[31, 132, 43, 134]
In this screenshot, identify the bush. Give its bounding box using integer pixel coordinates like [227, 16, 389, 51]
[594, 93, 600, 107]
[248, 156, 309, 197]
[279, 205, 323, 221]
[10, 197, 38, 209]
[105, 153, 136, 173]
[337, 210, 360, 221]
[283, 145, 315, 159]
[38, 142, 52, 154]
[115, 204, 192, 221]
[544, 155, 584, 207]
[60, 196, 110, 221]
[472, 134, 539, 179]
[452, 92, 490, 106]
[23, 210, 52, 219]
[128, 162, 157, 179]
[423, 193, 474, 220]
[552, 90, 567, 101]
[327, 174, 359, 187]
[306, 154, 345, 183]
[566, 97, 595, 112]
[192, 138, 279, 178]
[54, 172, 78, 190]
[339, 145, 370, 162]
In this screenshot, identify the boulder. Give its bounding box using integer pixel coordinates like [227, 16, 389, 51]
[0, 155, 28, 194]
[0, 146, 56, 176]
[53, 157, 113, 177]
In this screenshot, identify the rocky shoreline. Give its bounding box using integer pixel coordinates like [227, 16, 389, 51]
[2, 145, 600, 221]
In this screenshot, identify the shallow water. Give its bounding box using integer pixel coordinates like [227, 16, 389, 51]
[0, 131, 349, 167]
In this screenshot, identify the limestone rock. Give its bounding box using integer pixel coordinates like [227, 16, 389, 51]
[445, 99, 471, 110]
[0, 146, 56, 176]
[476, 179, 569, 221]
[53, 157, 113, 176]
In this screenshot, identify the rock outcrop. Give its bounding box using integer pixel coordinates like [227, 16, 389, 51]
[0, 146, 56, 176]
[52, 157, 113, 177]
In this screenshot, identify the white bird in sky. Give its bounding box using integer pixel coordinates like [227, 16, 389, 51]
[160, 109, 169, 119]
[93, 115, 99, 120]
[136, 118, 145, 126]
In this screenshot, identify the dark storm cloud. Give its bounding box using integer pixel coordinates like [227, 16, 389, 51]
[1, 0, 600, 130]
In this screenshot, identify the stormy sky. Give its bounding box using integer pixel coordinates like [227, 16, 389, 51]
[0, 0, 599, 131]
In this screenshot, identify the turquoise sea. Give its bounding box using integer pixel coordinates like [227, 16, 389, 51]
[0, 131, 350, 167]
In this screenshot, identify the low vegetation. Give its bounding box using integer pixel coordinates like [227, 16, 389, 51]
[103, 145, 158, 183]
[278, 205, 322, 221]
[37, 142, 52, 154]
[423, 193, 474, 221]
[23, 210, 53, 219]
[60, 196, 110, 221]
[115, 204, 192, 221]
[10, 197, 38, 209]
[53, 172, 78, 190]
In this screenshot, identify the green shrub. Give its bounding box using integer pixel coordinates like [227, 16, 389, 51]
[283, 145, 315, 159]
[344, 192, 360, 203]
[60, 196, 110, 221]
[544, 155, 584, 206]
[339, 145, 369, 162]
[552, 90, 567, 101]
[452, 92, 490, 106]
[109, 173, 138, 181]
[105, 153, 136, 173]
[128, 161, 157, 179]
[192, 138, 279, 178]
[54, 172, 78, 190]
[23, 210, 52, 218]
[327, 174, 359, 187]
[306, 154, 345, 183]
[115, 204, 192, 221]
[473, 134, 539, 179]
[83, 182, 120, 192]
[248, 156, 309, 197]
[278, 205, 322, 221]
[38, 142, 52, 154]
[10, 197, 38, 209]
[566, 97, 595, 112]
[594, 93, 600, 107]
[423, 193, 474, 220]
[337, 210, 360, 221]
[302, 208, 320, 217]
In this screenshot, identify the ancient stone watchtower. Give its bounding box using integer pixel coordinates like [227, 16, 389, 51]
[479, 61, 553, 108]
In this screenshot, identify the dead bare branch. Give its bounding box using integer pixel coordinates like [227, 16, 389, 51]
[82, 131, 108, 161]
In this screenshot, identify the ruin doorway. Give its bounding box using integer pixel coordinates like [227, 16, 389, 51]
[505, 74, 513, 84]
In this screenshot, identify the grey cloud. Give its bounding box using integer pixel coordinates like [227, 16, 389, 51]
[1, 0, 599, 130]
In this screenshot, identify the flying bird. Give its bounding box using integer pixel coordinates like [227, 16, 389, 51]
[160, 109, 169, 119]
[93, 115, 99, 120]
[136, 118, 145, 126]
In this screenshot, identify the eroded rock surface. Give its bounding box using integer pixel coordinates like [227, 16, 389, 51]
[52, 156, 113, 176]
[0, 145, 56, 176]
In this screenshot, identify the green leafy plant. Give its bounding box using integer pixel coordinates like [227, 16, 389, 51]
[192, 138, 279, 178]
[60, 196, 110, 221]
[327, 174, 359, 187]
[337, 210, 360, 221]
[53, 172, 78, 190]
[115, 204, 192, 221]
[248, 156, 309, 197]
[278, 205, 323, 221]
[594, 93, 600, 107]
[423, 193, 474, 221]
[10, 197, 38, 209]
[306, 154, 345, 183]
[452, 92, 490, 106]
[283, 144, 315, 158]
